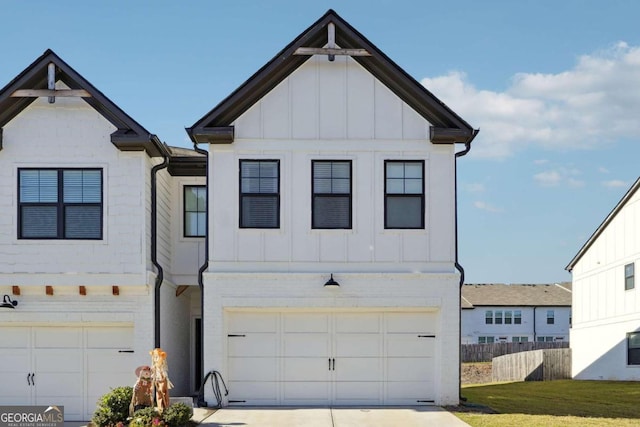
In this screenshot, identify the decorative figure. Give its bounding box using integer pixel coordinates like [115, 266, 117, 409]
[130, 365, 153, 415]
[150, 348, 174, 413]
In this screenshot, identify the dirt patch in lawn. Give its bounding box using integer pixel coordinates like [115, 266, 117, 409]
[461, 362, 492, 384]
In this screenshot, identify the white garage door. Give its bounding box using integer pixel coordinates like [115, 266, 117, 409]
[226, 311, 436, 405]
[0, 326, 134, 421]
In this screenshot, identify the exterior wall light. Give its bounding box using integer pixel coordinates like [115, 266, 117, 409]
[324, 274, 340, 288]
[1, 294, 18, 309]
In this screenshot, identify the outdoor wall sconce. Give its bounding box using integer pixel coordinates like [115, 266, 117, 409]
[324, 274, 340, 288]
[1, 294, 18, 309]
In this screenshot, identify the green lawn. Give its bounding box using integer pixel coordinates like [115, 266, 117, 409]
[452, 380, 640, 427]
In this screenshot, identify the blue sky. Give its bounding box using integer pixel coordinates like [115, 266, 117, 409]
[2, 1, 639, 284]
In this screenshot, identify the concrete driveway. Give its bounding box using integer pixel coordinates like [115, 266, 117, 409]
[197, 407, 470, 427]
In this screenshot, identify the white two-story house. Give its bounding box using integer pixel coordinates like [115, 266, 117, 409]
[461, 283, 572, 345]
[188, 10, 476, 406]
[0, 50, 205, 420]
[567, 177, 640, 380]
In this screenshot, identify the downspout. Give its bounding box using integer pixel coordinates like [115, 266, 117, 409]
[533, 306, 537, 342]
[152, 144, 170, 348]
[455, 129, 479, 403]
[193, 141, 209, 386]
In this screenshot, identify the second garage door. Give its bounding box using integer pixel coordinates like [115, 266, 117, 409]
[226, 311, 437, 405]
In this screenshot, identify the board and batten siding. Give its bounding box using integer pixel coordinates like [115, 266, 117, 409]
[208, 54, 455, 271]
[0, 88, 149, 286]
[571, 186, 640, 380]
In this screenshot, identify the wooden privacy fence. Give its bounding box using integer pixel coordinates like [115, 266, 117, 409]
[492, 348, 571, 382]
[461, 341, 569, 363]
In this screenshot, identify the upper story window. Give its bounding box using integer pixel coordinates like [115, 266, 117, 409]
[625, 263, 635, 290]
[312, 160, 351, 229]
[628, 332, 640, 365]
[384, 161, 424, 229]
[485, 310, 493, 324]
[184, 186, 206, 237]
[239, 160, 280, 228]
[547, 310, 555, 325]
[494, 310, 503, 325]
[504, 310, 513, 324]
[18, 168, 102, 239]
[514, 310, 522, 324]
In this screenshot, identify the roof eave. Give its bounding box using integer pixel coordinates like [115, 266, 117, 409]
[186, 126, 235, 144]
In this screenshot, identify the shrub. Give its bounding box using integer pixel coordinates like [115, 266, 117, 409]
[162, 403, 194, 427]
[92, 386, 133, 427]
[130, 407, 164, 427]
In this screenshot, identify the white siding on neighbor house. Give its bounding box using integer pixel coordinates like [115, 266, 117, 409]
[0, 90, 148, 286]
[202, 272, 461, 406]
[170, 177, 206, 286]
[461, 306, 571, 344]
[207, 55, 455, 272]
[571, 187, 640, 380]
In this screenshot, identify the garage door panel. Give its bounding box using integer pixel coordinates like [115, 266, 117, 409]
[34, 349, 82, 372]
[335, 381, 381, 403]
[387, 336, 434, 357]
[0, 373, 31, 399]
[33, 328, 82, 348]
[283, 381, 330, 402]
[86, 349, 133, 372]
[228, 313, 277, 333]
[335, 358, 382, 381]
[86, 327, 133, 348]
[335, 335, 380, 357]
[35, 395, 82, 420]
[1, 328, 30, 347]
[385, 312, 436, 333]
[0, 349, 31, 371]
[283, 313, 329, 332]
[387, 381, 434, 402]
[88, 372, 134, 396]
[228, 334, 277, 357]
[283, 334, 329, 357]
[35, 372, 83, 395]
[335, 313, 380, 333]
[228, 357, 277, 381]
[228, 381, 278, 404]
[387, 358, 433, 381]
[283, 358, 329, 381]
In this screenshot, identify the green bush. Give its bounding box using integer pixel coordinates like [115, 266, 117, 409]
[92, 386, 133, 427]
[130, 407, 164, 427]
[162, 403, 194, 427]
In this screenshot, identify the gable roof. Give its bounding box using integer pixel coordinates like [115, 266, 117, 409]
[461, 283, 572, 309]
[0, 49, 166, 157]
[187, 9, 476, 144]
[566, 177, 640, 272]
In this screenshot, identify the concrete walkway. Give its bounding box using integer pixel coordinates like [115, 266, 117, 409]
[197, 406, 471, 427]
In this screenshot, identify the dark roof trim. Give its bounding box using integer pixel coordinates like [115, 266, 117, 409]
[0, 49, 165, 157]
[187, 9, 475, 144]
[0, 127, 3, 151]
[186, 126, 234, 144]
[566, 177, 640, 272]
[167, 156, 207, 176]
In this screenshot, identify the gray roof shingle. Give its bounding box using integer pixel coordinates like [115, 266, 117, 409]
[461, 283, 572, 309]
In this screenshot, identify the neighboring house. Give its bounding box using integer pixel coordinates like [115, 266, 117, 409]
[461, 283, 572, 345]
[0, 50, 205, 420]
[187, 10, 476, 406]
[566, 177, 640, 380]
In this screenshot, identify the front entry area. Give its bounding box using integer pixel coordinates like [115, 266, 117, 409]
[226, 310, 437, 406]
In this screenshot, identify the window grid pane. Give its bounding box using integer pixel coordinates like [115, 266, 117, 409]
[19, 169, 102, 239]
[240, 160, 280, 228]
[625, 263, 635, 290]
[184, 186, 206, 237]
[312, 161, 351, 229]
[385, 161, 424, 229]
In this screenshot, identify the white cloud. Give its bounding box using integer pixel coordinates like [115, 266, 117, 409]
[421, 42, 640, 158]
[534, 168, 583, 187]
[598, 167, 610, 174]
[533, 159, 549, 165]
[602, 179, 629, 188]
[474, 200, 503, 213]
[464, 183, 485, 193]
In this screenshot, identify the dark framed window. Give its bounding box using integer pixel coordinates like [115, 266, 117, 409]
[239, 160, 280, 228]
[18, 168, 102, 239]
[184, 186, 206, 237]
[384, 161, 424, 229]
[495, 310, 503, 325]
[628, 332, 640, 365]
[625, 263, 635, 290]
[514, 310, 522, 324]
[505, 310, 513, 324]
[478, 336, 494, 344]
[547, 310, 555, 325]
[312, 160, 351, 229]
[485, 310, 493, 324]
